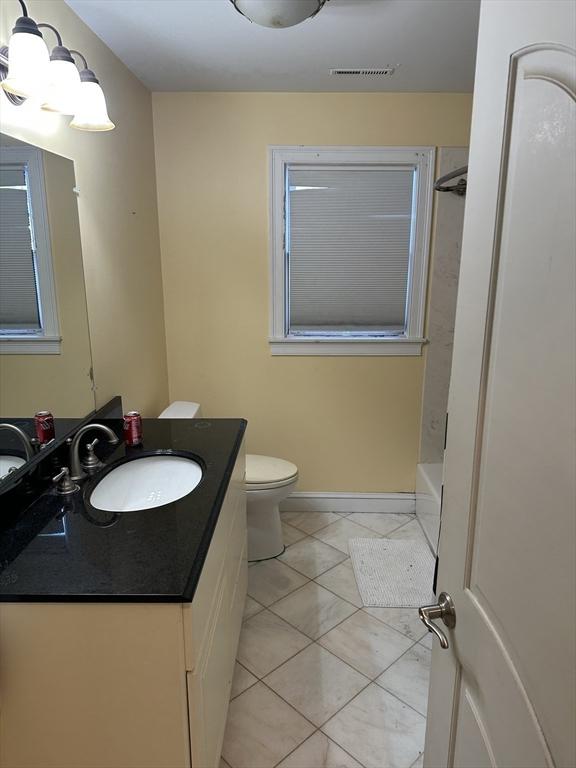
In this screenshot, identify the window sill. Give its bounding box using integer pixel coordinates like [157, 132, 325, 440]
[269, 337, 426, 356]
[0, 335, 62, 355]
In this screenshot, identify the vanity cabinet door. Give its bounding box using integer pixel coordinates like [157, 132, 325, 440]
[185, 450, 247, 768]
[186, 542, 246, 766]
[187, 566, 234, 768]
[182, 447, 245, 670]
[228, 500, 248, 649]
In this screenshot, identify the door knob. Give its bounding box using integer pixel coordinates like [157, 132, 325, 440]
[419, 592, 456, 649]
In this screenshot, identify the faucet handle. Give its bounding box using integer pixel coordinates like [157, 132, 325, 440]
[52, 467, 79, 495]
[82, 438, 105, 475]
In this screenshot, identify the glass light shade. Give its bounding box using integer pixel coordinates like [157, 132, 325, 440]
[232, 0, 325, 28]
[41, 59, 81, 114]
[1, 30, 50, 98]
[70, 81, 114, 132]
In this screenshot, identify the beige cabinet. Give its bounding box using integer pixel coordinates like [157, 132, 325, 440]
[0, 446, 246, 768]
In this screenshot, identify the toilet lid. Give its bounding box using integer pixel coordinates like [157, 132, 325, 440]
[246, 454, 298, 486]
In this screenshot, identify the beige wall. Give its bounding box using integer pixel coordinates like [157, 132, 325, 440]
[0, 0, 168, 416]
[0, 149, 95, 416]
[153, 92, 473, 492]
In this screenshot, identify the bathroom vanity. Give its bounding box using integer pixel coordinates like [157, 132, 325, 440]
[0, 418, 247, 768]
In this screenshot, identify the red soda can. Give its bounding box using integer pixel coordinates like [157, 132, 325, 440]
[34, 411, 55, 444]
[123, 411, 143, 446]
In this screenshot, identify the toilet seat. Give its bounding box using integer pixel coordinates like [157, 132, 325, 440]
[246, 454, 298, 491]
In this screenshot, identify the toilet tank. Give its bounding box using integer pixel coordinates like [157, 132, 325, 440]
[158, 401, 202, 419]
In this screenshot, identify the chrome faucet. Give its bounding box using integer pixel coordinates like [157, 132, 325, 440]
[0, 423, 36, 461]
[70, 423, 119, 481]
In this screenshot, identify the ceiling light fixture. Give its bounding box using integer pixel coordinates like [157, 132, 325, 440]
[230, 0, 328, 29]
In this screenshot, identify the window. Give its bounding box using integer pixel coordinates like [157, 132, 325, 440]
[269, 146, 435, 355]
[0, 146, 60, 354]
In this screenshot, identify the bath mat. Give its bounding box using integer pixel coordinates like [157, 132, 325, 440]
[349, 538, 436, 608]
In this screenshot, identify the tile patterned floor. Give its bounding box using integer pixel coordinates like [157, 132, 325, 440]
[222, 511, 432, 768]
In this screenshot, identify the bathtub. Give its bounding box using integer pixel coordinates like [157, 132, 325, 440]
[416, 463, 443, 554]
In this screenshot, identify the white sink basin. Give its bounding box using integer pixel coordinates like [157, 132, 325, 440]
[0, 454, 26, 479]
[90, 455, 203, 512]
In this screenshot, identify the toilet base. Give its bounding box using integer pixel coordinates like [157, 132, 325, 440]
[248, 545, 286, 564]
[247, 499, 284, 561]
[247, 481, 296, 561]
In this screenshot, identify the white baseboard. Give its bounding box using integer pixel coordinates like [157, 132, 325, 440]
[280, 492, 416, 514]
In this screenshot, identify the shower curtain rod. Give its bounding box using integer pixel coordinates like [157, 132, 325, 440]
[434, 165, 468, 196]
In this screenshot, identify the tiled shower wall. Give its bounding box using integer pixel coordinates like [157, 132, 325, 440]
[419, 148, 468, 464]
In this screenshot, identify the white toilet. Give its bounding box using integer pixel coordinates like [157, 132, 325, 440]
[245, 454, 298, 561]
[158, 402, 298, 561]
[159, 401, 202, 419]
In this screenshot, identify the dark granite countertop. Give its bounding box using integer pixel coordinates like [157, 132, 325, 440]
[0, 418, 246, 603]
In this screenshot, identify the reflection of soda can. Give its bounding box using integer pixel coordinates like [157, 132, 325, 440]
[35, 411, 55, 444]
[123, 411, 143, 446]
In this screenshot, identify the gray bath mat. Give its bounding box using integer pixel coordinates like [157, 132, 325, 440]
[349, 538, 436, 608]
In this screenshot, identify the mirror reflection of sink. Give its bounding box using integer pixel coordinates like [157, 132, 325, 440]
[0, 455, 26, 479]
[90, 455, 203, 512]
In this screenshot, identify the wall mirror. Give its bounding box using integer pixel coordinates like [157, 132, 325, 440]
[0, 133, 95, 479]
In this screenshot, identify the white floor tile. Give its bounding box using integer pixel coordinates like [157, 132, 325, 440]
[318, 610, 413, 679]
[264, 643, 369, 726]
[386, 519, 429, 546]
[322, 683, 426, 768]
[313, 518, 382, 554]
[347, 512, 416, 536]
[230, 662, 258, 699]
[279, 537, 348, 579]
[419, 631, 434, 649]
[248, 559, 308, 606]
[243, 595, 265, 621]
[222, 683, 315, 768]
[376, 643, 431, 716]
[410, 752, 424, 767]
[225, 514, 431, 768]
[277, 731, 363, 768]
[362, 607, 427, 642]
[282, 511, 341, 534]
[315, 559, 363, 608]
[237, 609, 311, 677]
[282, 521, 308, 546]
[270, 582, 357, 640]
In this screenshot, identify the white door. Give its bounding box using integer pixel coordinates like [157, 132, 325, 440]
[423, 2, 576, 767]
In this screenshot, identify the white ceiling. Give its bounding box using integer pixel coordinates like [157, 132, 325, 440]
[65, 0, 480, 93]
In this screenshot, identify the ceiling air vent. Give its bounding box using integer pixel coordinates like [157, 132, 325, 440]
[330, 67, 396, 77]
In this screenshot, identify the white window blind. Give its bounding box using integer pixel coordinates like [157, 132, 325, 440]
[0, 163, 41, 331]
[287, 166, 415, 335]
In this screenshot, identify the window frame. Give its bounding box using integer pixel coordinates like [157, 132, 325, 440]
[268, 146, 435, 356]
[0, 146, 61, 355]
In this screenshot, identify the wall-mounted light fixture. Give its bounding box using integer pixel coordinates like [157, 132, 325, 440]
[0, 0, 115, 131]
[69, 50, 114, 131]
[1, 0, 48, 98]
[38, 23, 81, 115]
[229, 0, 328, 28]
